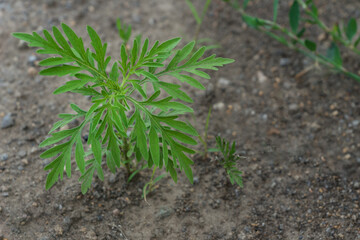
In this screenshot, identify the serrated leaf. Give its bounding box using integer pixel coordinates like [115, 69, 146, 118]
[39, 57, 73, 66]
[136, 69, 159, 82]
[159, 117, 198, 136]
[175, 74, 205, 90]
[157, 37, 181, 52]
[40, 141, 70, 159]
[40, 127, 79, 147]
[134, 111, 148, 160]
[80, 165, 95, 194]
[91, 137, 102, 165]
[156, 82, 193, 103]
[165, 129, 197, 145]
[75, 136, 85, 174]
[149, 127, 160, 166]
[61, 23, 85, 57]
[289, 0, 300, 33]
[40, 65, 81, 76]
[53, 80, 88, 94]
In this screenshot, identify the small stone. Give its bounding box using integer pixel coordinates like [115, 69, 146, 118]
[279, 58, 291, 66]
[156, 207, 174, 220]
[18, 150, 27, 158]
[21, 159, 29, 165]
[148, 18, 156, 25]
[54, 225, 63, 236]
[213, 102, 225, 111]
[217, 77, 231, 89]
[85, 230, 97, 240]
[28, 55, 37, 65]
[132, 13, 141, 23]
[352, 120, 360, 127]
[112, 208, 121, 216]
[289, 103, 298, 112]
[0, 153, 9, 161]
[354, 181, 359, 188]
[256, 71, 267, 83]
[193, 176, 199, 184]
[1, 192, 9, 197]
[1, 113, 14, 129]
[108, 173, 117, 184]
[27, 67, 37, 77]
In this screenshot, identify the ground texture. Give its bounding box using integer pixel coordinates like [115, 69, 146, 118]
[0, 0, 359, 239]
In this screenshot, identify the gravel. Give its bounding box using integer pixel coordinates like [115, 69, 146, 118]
[1, 113, 14, 129]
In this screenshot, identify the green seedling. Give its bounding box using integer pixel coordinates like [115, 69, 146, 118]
[13, 23, 234, 194]
[224, 0, 360, 82]
[186, 0, 220, 50]
[116, 18, 132, 45]
[215, 136, 243, 186]
[195, 106, 213, 160]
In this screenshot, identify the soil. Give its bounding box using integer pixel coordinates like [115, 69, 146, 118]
[1, 0, 360, 239]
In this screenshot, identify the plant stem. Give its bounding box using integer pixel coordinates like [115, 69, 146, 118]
[122, 136, 131, 175]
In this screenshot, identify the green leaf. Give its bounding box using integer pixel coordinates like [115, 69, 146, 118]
[91, 137, 102, 165]
[52, 26, 72, 54]
[158, 117, 198, 136]
[39, 57, 73, 66]
[61, 23, 85, 57]
[185, 0, 201, 24]
[165, 129, 197, 145]
[149, 127, 160, 166]
[75, 136, 85, 173]
[53, 80, 88, 94]
[345, 18, 357, 41]
[174, 73, 205, 90]
[273, 0, 279, 22]
[156, 37, 181, 52]
[40, 127, 79, 147]
[40, 65, 81, 76]
[40, 141, 70, 159]
[304, 39, 317, 52]
[110, 62, 119, 81]
[134, 111, 148, 160]
[326, 42, 342, 66]
[289, 0, 300, 33]
[243, 0, 251, 10]
[156, 82, 193, 103]
[79, 165, 95, 194]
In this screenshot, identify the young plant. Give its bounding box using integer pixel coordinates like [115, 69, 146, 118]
[186, 0, 220, 50]
[215, 136, 243, 186]
[116, 18, 132, 45]
[224, 0, 360, 82]
[13, 23, 234, 194]
[194, 106, 212, 160]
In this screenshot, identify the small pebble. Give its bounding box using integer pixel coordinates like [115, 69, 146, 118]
[112, 208, 121, 216]
[217, 77, 231, 89]
[27, 67, 37, 77]
[279, 58, 291, 66]
[213, 102, 225, 111]
[1, 113, 14, 129]
[0, 153, 9, 161]
[18, 150, 27, 158]
[256, 71, 267, 83]
[28, 55, 37, 65]
[21, 159, 29, 165]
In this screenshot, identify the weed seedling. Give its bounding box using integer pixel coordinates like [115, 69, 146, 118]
[13, 23, 234, 194]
